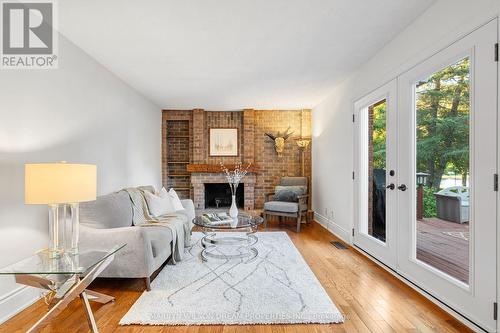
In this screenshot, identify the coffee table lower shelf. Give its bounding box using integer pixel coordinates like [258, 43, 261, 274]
[200, 232, 259, 262]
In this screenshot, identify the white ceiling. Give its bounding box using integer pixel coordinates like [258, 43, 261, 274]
[59, 0, 435, 110]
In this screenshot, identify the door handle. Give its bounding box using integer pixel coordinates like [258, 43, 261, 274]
[386, 183, 395, 190]
[398, 184, 407, 191]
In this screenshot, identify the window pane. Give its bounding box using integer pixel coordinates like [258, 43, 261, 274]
[415, 57, 470, 284]
[365, 99, 387, 242]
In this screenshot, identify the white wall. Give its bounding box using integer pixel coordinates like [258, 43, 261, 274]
[0, 35, 161, 322]
[312, 0, 499, 242]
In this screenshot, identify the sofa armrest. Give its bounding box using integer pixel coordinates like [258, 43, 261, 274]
[180, 199, 195, 228]
[79, 224, 153, 278]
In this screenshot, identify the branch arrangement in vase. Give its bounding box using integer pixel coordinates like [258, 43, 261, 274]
[220, 162, 252, 217]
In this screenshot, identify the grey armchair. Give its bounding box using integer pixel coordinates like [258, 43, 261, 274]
[263, 177, 309, 232]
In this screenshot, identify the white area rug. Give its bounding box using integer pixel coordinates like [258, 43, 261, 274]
[120, 232, 344, 325]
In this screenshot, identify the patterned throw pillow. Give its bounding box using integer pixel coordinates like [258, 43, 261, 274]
[274, 186, 306, 202]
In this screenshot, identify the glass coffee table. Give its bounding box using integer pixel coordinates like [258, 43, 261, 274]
[0, 244, 125, 333]
[193, 212, 264, 262]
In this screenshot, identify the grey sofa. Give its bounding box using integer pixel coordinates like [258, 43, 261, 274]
[263, 177, 309, 232]
[78, 186, 195, 291]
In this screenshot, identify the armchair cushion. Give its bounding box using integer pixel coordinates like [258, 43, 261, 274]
[274, 185, 306, 202]
[264, 201, 299, 213]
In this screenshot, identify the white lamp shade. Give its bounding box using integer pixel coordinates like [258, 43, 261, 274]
[25, 163, 97, 204]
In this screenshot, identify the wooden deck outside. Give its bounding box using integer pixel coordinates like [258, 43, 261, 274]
[416, 217, 469, 283]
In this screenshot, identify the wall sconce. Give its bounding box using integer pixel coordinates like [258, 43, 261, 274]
[295, 137, 311, 176]
[295, 137, 311, 150]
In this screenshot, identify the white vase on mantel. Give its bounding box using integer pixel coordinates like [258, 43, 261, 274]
[229, 194, 238, 218]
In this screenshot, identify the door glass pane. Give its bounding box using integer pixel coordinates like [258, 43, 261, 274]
[415, 57, 470, 284]
[364, 99, 387, 242]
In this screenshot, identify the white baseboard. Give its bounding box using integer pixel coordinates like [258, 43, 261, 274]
[0, 286, 41, 324]
[314, 212, 351, 243]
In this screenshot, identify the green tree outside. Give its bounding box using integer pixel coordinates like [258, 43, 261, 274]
[371, 57, 470, 218]
[416, 57, 470, 194]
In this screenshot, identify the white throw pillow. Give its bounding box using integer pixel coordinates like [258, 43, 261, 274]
[157, 187, 168, 197]
[168, 188, 184, 211]
[144, 190, 175, 217]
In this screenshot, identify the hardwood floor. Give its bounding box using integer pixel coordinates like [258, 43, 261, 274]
[0, 221, 472, 333]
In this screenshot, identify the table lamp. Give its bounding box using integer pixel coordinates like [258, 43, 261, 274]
[25, 162, 97, 258]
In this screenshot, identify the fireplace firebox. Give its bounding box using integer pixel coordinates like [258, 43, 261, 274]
[204, 183, 244, 209]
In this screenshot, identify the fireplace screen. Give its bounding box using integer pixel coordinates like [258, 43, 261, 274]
[204, 183, 244, 208]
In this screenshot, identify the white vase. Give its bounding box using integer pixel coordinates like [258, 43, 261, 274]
[229, 195, 238, 218]
[230, 217, 239, 228]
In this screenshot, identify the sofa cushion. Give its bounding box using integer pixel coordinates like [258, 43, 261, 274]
[168, 189, 184, 211]
[274, 185, 306, 202]
[264, 201, 299, 213]
[80, 191, 133, 229]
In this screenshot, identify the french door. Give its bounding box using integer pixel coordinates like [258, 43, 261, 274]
[355, 19, 497, 331]
[353, 80, 398, 269]
[398, 19, 497, 331]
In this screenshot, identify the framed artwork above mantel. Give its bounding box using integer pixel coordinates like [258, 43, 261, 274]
[209, 128, 239, 156]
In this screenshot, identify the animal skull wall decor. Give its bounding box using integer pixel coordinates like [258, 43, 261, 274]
[265, 127, 294, 157]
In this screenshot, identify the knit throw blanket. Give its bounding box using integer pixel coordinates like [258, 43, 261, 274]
[122, 188, 190, 264]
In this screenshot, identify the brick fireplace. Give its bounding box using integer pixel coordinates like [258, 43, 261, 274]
[162, 108, 311, 209]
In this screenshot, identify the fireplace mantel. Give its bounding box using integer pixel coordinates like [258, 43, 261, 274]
[187, 164, 259, 173]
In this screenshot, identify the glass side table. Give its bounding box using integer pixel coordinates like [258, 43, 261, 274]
[0, 244, 125, 333]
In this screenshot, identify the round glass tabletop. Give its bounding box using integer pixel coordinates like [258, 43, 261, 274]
[193, 212, 264, 230]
